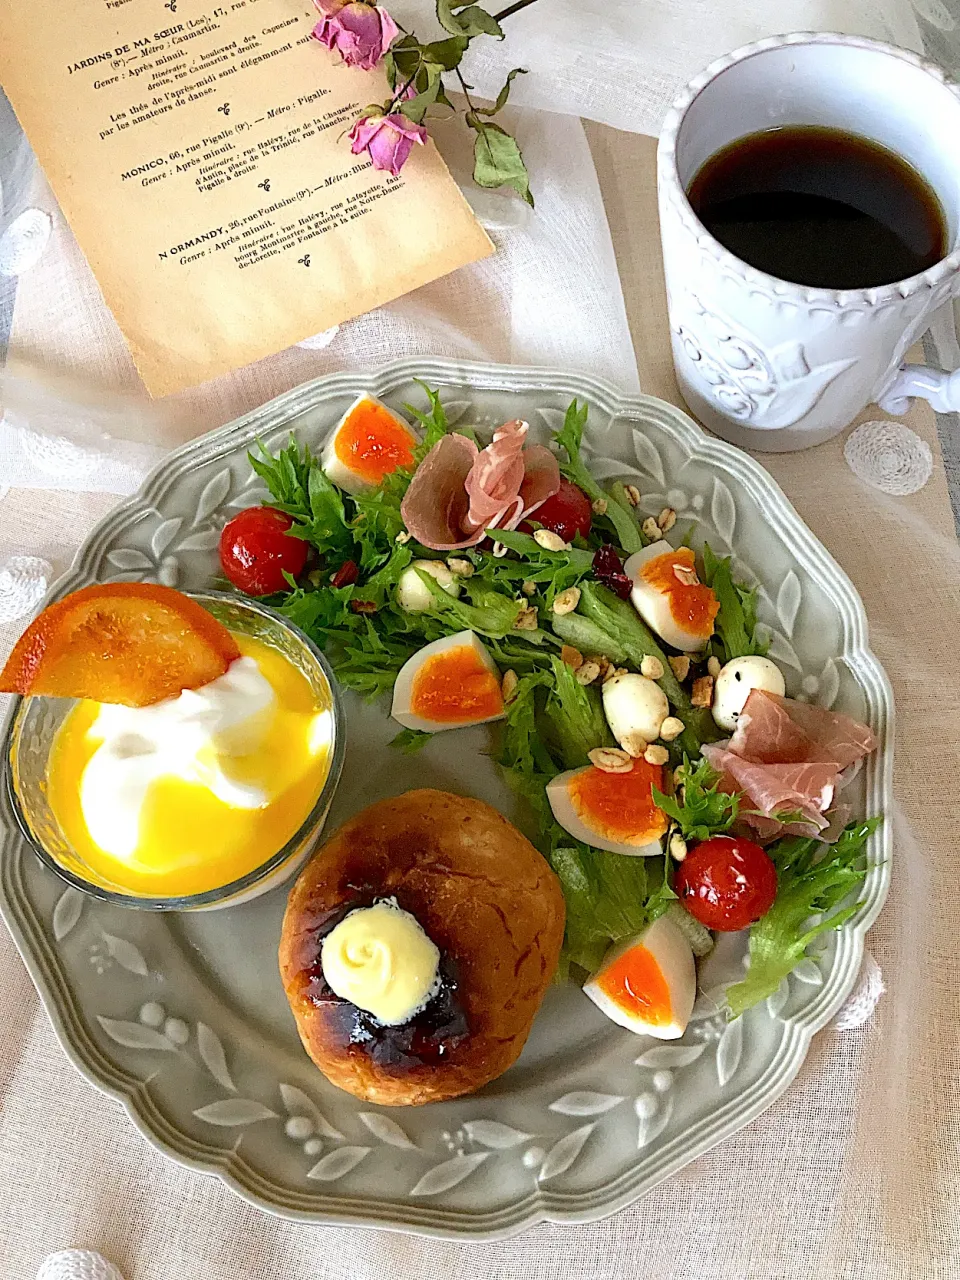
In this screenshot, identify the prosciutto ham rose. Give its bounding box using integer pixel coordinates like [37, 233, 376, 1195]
[703, 690, 878, 840]
[400, 420, 560, 551]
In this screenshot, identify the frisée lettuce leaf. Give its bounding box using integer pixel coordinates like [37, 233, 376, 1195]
[553, 400, 646, 554]
[725, 817, 880, 1016]
[701, 542, 768, 663]
[652, 756, 740, 843]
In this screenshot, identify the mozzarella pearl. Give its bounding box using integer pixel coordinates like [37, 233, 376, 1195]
[395, 561, 461, 613]
[602, 672, 669, 747]
[712, 655, 786, 731]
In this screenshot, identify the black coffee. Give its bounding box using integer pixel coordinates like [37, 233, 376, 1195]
[686, 126, 948, 289]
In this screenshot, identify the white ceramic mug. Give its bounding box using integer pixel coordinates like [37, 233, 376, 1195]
[657, 32, 960, 452]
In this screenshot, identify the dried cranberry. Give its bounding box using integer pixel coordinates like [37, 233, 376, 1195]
[592, 543, 632, 599]
[330, 559, 359, 588]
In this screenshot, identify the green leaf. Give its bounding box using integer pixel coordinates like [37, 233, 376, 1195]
[404, 380, 450, 460]
[701, 542, 768, 662]
[390, 727, 432, 754]
[498, 670, 552, 778]
[485, 528, 594, 570]
[382, 50, 398, 91]
[415, 570, 522, 638]
[549, 611, 629, 664]
[388, 36, 422, 82]
[474, 67, 526, 116]
[421, 35, 469, 69]
[652, 756, 739, 843]
[248, 437, 352, 560]
[725, 817, 881, 1017]
[575, 582, 721, 755]
[541, 656, 611, 768]
[351, 480, 408, 571]
[553, 401, 642, 552]
[549, 838, 659, 979]
[436, 0, 503, 38]
[481, 528, 594, 608]
[354, 541, 414, 608]
[469, 121, 533, 206]
[577, 582, 684, 706]
[399, 72, 443, 124]
[249, 437, 312, 515]
[494, 665, 677, 980]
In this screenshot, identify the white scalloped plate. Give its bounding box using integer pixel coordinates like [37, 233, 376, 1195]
[0, 360, 893, 1239]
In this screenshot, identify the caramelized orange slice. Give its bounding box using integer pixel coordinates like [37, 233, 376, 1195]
[0, 584, 241, 707]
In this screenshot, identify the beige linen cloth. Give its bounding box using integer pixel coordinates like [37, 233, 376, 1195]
[0, 133, 959, 1280]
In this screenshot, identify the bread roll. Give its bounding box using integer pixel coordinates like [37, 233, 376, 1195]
[279, 789, 565, 1106]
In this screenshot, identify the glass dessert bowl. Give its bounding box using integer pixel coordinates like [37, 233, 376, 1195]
[3, 590, 345, 911]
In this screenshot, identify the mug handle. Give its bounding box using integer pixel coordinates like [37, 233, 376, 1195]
[878, 363, 960, 415]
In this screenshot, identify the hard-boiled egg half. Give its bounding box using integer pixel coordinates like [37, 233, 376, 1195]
[712, 654, 786, 731]
[546, 755, 668, 856]
[392, 630, 505, 733]
[624, 540, 720, 653]
[321, 394, 418, 495]
[583, 914, 696, 1039]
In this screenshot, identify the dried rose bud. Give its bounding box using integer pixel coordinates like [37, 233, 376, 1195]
[349, 111, 426, 176]
[312, 0, 399, 71]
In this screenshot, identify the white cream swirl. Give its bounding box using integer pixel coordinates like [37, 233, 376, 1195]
[320, 899, 440, 1025]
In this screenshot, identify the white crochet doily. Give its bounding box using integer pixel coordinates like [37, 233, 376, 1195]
[37, 1250, 125, 1280]
[0, 554, 51, 624]
[832, 951, 886, 1030]
[843, 420, 934, 496]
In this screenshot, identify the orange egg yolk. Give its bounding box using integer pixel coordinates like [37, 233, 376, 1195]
[334, 399, 416, 485]
[640, 547, 720, 640]
[597, 944, 673, 1026]
[410, 645, 504, 724]
[569, 758, 668, 845]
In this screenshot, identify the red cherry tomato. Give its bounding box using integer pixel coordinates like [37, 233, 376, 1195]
[219, 506, 308, 596]
[674, 835, 777, 932]
[522, 479, 593, 543]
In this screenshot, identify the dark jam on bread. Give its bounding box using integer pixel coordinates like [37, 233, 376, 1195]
[301, 899, 469, 1070]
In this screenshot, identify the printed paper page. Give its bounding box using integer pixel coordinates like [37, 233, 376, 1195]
[0, 0, 493, 395]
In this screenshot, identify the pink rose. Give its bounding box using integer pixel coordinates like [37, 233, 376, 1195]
[349, 112, 427, 176]
[312, 0, 398, 71]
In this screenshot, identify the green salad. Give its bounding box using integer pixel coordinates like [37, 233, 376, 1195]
[224, 384, 879, 1024]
